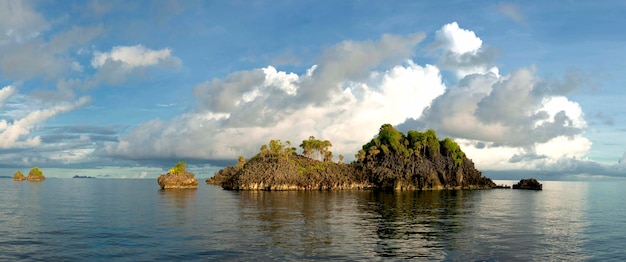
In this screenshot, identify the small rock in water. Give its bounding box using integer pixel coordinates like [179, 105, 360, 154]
[512, 178, 542, 190]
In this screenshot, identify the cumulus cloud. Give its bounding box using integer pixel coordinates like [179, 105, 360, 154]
[105, 32, 443, 161]
[91, 45, 179, 68]
[107, 60, 445, 161]
[105, 22, 596, 176]
[90, 45, 182, 85]
[406, 67, 587, 148]
[432, 22, 500, 78]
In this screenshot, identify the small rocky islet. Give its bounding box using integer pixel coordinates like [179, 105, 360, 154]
[12, 167, 45, 182]
[157, 162, 198, 189]
[207, 124, 498, 191]
[512, 178, 543, 190]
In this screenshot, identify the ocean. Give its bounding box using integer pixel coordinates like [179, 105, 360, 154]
[1, 178, 625, 260]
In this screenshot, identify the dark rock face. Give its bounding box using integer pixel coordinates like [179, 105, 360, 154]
[221, 154, 373, 191]
[354, 125, 495, 190]
[206, 165, 240, 185]
[13, 171, 26, 181]
[212, 125, 496, 191]
[512, 178, 542, 190]
[356, 148, 495, 190]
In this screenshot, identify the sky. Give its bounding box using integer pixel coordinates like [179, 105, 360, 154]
[1, 0, 626, 180]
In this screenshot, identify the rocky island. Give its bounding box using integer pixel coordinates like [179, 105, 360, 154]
[73, 175, 96, 179]
[208, 124, 496, 191]
[13, 170, 26, 181]
[512, 178, 542, 190]
[26, 167, 45, 182]
[157, 162, 198, 189]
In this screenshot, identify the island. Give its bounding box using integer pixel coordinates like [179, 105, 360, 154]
[73, 175, 96, 179]
[26, 167, 45, 182]
[13, 170, 26, 181]
[512, 178, 542, 190]
[157, 162, 198, 189]
[208, 124, 496, 191]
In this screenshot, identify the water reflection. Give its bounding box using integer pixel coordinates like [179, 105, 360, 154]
[236, 191, 345, 259]
[235, 190, 479, 260]
[455, 182, 591, 261]
[158, 189, 197, 226]
[358, 190, 475, 259]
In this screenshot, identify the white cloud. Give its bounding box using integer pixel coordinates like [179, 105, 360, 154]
[0, 96, 91, 149]
[433, 22, 499, 79]
[0, 85, 16, 108]
[435, 22, 482, 54]
[91, 45, 179, 68]
[89, 44, 182, 85]
[104, 23, 596, 176]
[105, 32, 444, 161]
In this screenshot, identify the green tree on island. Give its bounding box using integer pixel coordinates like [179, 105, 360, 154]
[27, 167, 45, 182]
[13, 170, 25, 181]
[169, 161, 187, 174]
[299, 136, 333, 162]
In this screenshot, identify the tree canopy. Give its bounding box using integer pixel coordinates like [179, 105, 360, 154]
[299, 136, 333, 162]
[359, 123, 465, 165]
[28, 167, 43, 177]
[169, 161, 187, 174]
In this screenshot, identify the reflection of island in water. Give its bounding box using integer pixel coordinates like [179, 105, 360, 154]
[235, 190, 475, 259]
[358, 190, 473, 259]
[237, 191, 334, 256]
[159, 189, 197, 209]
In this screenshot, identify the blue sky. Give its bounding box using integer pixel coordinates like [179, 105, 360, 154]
[1, 0, 625, 180]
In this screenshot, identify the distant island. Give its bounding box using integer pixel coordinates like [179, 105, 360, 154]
[12, 167, 46, 182]
[27, 167, 45, 182]
[13, 170, 26, 181]
[207, 124, 496, 191]
[513, 178, 542, 190]
[73, 175, 96, 179]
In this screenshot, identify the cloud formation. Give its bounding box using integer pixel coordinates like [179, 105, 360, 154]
[0, 94, 91, 149]
[89, 22, 598, 176]
[89, 45, 182, 85]
[106, 32, 444, 161]
[432, 22, 499, 78]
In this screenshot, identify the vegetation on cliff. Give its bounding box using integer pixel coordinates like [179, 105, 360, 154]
[209, 124, 495, 191]
[218, 139, 371, 190]
[27, 167, 45, 182]
[355, 124, 494, 190]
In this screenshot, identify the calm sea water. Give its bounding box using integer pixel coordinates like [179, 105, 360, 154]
[1, 178, 625, 261]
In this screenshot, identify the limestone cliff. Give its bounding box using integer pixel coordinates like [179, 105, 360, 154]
[211, 124, 495, 191]
[355, 124, 495, 190]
